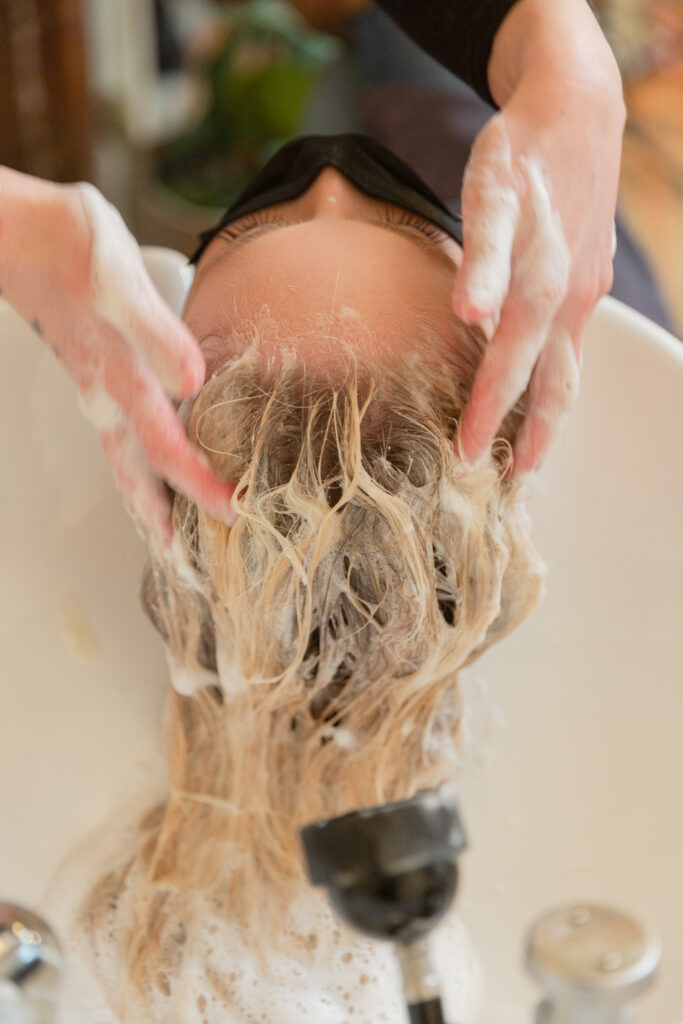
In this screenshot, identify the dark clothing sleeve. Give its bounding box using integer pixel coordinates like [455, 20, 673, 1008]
[373, 0, 520, 107]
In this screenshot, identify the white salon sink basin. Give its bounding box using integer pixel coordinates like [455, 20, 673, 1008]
[1, 248, 681, 1022]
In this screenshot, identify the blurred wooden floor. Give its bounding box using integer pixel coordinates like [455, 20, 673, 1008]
[619, 67, 683, 337]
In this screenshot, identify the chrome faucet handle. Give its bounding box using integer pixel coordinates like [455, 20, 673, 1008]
[0, 903, 63, 1024]
[525, 904, 661, 1024]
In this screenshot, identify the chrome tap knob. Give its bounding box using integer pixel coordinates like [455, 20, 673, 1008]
[525, 904, 661, 1024]
[0, 903, 63, 1024]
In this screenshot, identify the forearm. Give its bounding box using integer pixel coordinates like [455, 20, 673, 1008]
[0, 166, 28, 287]
[0, 166, 63, 297]
[488, 0, 624, 108]
[0, 167, 95, 328]
[373, 0, 519, 106]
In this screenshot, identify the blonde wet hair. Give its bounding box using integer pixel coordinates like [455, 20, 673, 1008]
[79, 310, 545, 1019]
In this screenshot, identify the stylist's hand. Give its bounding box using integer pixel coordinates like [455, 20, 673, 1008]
[452, 0, 626, 477]
[0, 168, 234, 544]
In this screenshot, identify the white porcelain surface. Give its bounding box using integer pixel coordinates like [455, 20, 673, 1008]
[1, 249, 681, 1021]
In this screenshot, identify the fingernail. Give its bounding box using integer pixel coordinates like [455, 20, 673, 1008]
[201, 498, 236, 528]
[218, 486, 238, 525]
[509, 447, 536, 480]
[219, 504, 237, 527]
[177, 398, 194, 426]
[452, 287, 493, 326]
[466, 450, 488, 470]
[453, 298, 482, 326]
[155, 515, 174, 549]
[457, 425, 488, 466]
[454, 438, 487, 469]
[182, 357, 205, 397]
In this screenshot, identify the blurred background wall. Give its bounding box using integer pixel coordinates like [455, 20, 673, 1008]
[0, 0, 92, 181]
[0, 0, 681, 332]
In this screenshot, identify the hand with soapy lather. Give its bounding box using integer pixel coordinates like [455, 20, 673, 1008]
[452, 0, 626, 478]
[0, 166, 235, 545]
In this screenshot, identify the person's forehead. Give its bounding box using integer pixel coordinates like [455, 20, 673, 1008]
[188, 219, 454, 324]
[192, 216, 458, 297]
[184, 218, 461, 376]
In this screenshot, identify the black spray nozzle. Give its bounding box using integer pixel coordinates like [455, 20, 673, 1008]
[300, 788, 466, 945]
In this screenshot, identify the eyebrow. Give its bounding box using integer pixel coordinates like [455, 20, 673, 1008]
[196, 217, 456, 280]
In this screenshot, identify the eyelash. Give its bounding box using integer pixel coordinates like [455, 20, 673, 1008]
[382, 208, 447, 242]
[219, 207, 448, 244]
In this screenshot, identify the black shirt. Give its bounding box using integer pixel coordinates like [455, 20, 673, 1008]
[374, 0, 519, 107]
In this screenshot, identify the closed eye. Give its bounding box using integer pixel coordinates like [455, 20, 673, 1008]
[219, 207, 448, 245]
[211, 209, 453, 268]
